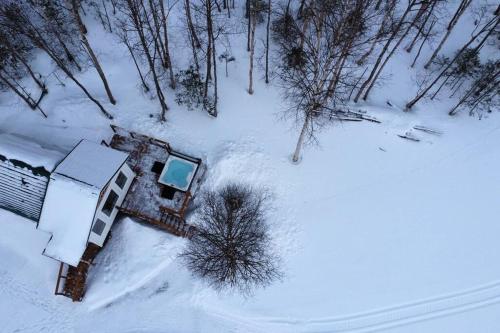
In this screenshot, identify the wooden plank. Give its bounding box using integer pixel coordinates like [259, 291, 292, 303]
[398, 134, 420, 142]
[413, 125, 443, 136]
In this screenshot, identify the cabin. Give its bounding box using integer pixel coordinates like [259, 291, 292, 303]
[0, 133, 64, 222]
[36, 139, 135, 301]
[1, 129, 206, 302]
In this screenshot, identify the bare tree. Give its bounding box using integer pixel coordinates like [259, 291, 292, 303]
[275, 0, 377, 162]
[354, 0, 429, 102]
[70, 0, 117, 105]
[406, 8, 499, 110]
[0, 1, 112, 118]
[449, 60, 499, 116]
[411, 18, 436, 67]
[424, 0, 472, 69]
[116, 0, 169, 120]
[184, 0, 201, 71]
[191, 0, 222, 116]
[360, 0, 441, 100]
[181, 183, 281, 294]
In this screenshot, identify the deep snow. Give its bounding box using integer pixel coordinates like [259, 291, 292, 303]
[0, 1, 499, 332]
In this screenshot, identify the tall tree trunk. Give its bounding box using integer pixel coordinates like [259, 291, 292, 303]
[0, 70, 47, 117]
[204, 0, 213, 98]
[148, 0, 167, 68]
[11, 51, 46, 92]
[411, 19, 436, 67]
[123, 35, 150, 92]
[71, 0, 116, 105]
[292, 114, 310, 163]
[185, 0, 200, 71]
[185, 0, 201, 48]
[354, 0, 416, 102]
[102, 0, 113, 32]
[140, 0, 166, 68]
[406, 2, 435, 53]
[25, 19, 112, 118]
[158, 0, 176, 88]
[362, 8, 423, 100]
[297, 0, 307, 19]
[127, 0, 168, 120]
[449, 70, 500, 115]
[248, 13, 256, 94]
[265, 0, 271, 84]
[246, 0, 251, 51]
[211, 16, 218, 117]
[407, 16, 499, 109]
[424, 0, 472, 69]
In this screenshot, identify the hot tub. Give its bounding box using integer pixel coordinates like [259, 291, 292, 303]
[158, 155, 198, 191]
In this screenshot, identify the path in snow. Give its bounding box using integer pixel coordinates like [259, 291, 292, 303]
[205, 280, 500, 332]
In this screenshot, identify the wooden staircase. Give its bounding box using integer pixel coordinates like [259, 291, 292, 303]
[55, 243, 101, 302]
[160, 212, 195, 238]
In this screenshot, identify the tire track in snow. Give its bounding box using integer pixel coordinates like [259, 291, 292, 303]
[207, 280, 500, 332]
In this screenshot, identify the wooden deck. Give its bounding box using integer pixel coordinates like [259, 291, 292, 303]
[108, 126, 205, 238]
[55, 243, 101, 302]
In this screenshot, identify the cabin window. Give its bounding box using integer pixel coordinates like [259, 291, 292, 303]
[92, 218, 106, 236]
[151, 161, 165, 173]
[115, 171, 127, 189]
[102, 190, 119, 216]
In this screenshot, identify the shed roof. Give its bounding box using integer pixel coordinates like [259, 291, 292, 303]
[0, 133, 64, 172]
[54, 140, 128, 189]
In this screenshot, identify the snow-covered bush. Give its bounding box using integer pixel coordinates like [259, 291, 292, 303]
[181, 183, 281, 294]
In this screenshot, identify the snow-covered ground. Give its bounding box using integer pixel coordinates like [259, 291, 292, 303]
[1, 3, 500, 332]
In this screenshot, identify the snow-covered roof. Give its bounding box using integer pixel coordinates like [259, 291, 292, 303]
[0, 133, 64, 172]
[54, 140, 128, 189]
[38, 175, 99, 266]
[38, 140, 130, 266]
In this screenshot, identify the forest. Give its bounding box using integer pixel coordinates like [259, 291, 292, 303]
[0, 0, 498, 162]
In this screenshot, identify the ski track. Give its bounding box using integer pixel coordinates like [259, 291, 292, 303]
[206, 280, 500, 332]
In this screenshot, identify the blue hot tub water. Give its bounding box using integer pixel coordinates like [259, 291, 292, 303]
[159, 158, 195, 190]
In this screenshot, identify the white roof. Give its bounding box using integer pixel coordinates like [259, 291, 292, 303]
[38, 140, 129, 266]
[54, 140, 128, 189]
[38, 175, 99, 266]
[0, 133, 64, 171]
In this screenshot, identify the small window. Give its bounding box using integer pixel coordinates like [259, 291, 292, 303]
[151, 161, 165, 173]
[102, 190, 119, 216]
[115, 171, 127, 189]
[92, 219, 106, 236]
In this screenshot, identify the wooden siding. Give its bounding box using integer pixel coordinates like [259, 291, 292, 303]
[0, 159, 49, 222]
